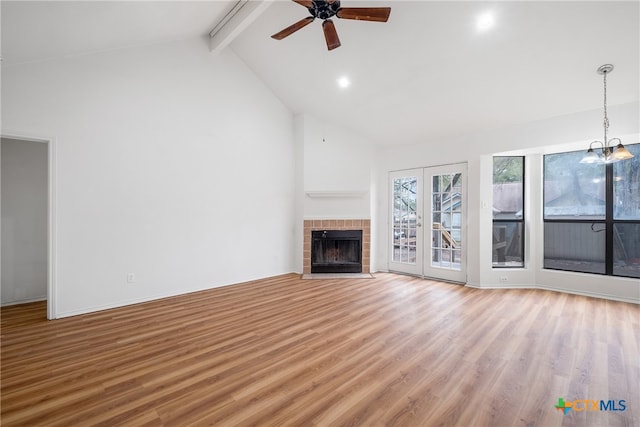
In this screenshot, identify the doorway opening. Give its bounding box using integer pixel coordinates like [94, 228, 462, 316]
[1, 134, 55, 319]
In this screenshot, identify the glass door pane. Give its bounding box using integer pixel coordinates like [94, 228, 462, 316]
[389, 170, 423, 275]
[424, 164, 466, 283]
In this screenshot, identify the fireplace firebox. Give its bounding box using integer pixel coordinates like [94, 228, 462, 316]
[311, 230, 363, 273]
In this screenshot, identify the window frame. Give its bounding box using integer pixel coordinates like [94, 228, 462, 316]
[543, 144, 640, 278]
[492, 156, 525, 268]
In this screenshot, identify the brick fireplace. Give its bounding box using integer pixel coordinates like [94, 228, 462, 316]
[303, 219, 370, 274]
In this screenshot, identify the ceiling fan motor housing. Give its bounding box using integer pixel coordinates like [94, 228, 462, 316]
[310, 0, 341, 20]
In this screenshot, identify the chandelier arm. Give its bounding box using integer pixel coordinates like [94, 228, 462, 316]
[588, 140, 604, 151]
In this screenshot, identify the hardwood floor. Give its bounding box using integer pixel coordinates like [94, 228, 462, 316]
[1, 273, 638, 426]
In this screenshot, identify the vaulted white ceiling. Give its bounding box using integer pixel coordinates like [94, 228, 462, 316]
[2, 1, 639, 146]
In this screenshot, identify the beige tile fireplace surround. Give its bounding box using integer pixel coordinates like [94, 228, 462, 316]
[303, 219, 371, 275]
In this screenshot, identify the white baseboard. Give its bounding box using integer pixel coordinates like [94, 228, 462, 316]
[54, 273, 298, 319]
[1, 296, 47, 307]
[466, 282, 639, 304]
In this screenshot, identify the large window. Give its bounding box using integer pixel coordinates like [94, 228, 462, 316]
[543, 144, 640, 278]
[493, 157, 524, 267]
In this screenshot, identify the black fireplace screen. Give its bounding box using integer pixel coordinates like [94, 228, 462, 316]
[311, 230, 363, 273]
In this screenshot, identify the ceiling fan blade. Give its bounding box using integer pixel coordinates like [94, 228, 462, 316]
[271, 17, 315, 40]
[292, 0, 314, 8]
[322, 19, 341, 50]
[336, 7, 391, 22]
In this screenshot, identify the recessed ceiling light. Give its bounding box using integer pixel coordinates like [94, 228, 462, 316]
[337, 76, 351, 89]
[476, 12, 494, 31]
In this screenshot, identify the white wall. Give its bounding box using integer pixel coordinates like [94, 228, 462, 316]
[375, 102, 640, 303]
[292, 115, 305, 275]
[1, 38, 296, 317]
[301, 114, 374, 219]
[1, 138, 48, 305]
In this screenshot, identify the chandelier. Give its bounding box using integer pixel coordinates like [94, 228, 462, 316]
[580, 64, 634, 164]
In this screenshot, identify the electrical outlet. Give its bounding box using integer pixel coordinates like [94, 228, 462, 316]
[127, 273, 136, 283]
[499, 276, 508, 282]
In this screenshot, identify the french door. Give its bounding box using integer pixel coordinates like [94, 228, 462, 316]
[389, 163, 467, 283]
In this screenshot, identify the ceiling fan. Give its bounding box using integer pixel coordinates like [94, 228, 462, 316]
[271, 0, 391, 51]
